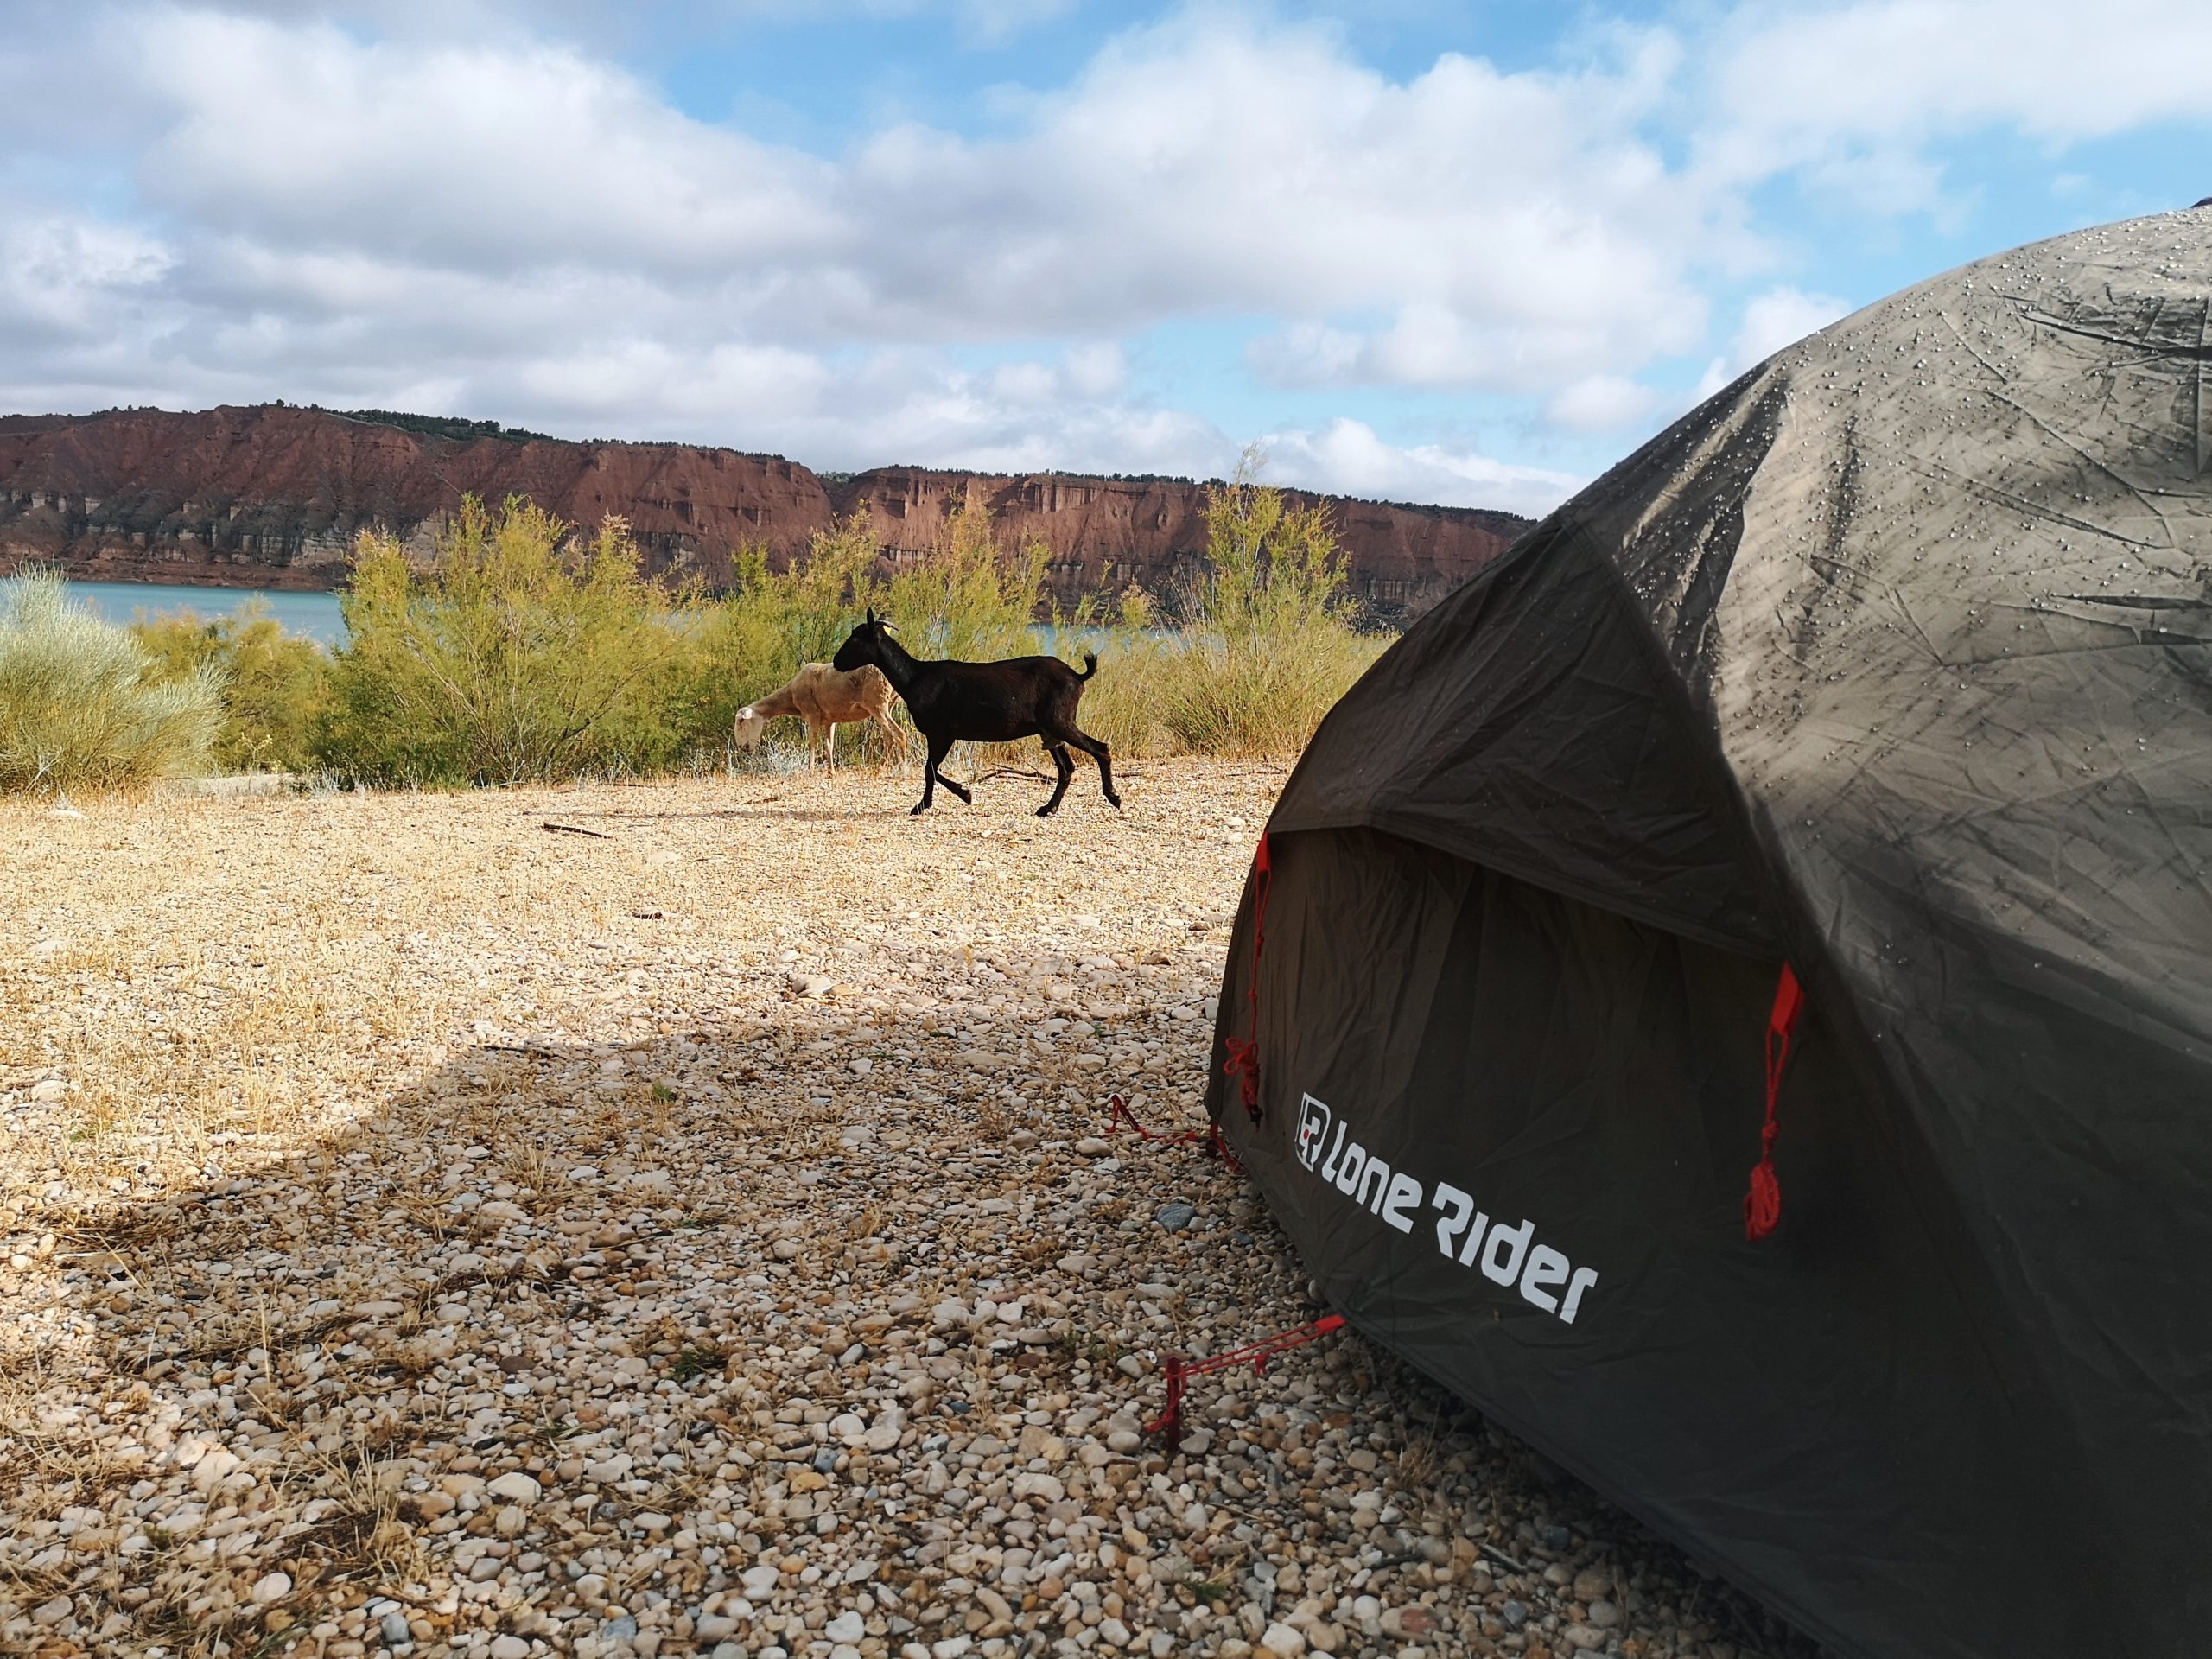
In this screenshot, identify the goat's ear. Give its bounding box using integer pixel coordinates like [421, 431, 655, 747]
[865, 607, 879, 626]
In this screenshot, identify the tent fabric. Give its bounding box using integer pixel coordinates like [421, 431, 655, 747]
[1207, 209, 2212, 1659]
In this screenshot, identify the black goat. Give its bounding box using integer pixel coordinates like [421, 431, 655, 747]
[832, 611, 1122, 817]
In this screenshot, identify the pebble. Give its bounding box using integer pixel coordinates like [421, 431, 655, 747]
[0, 767, 1812, 1659]
[486, 1471, 543, 1503]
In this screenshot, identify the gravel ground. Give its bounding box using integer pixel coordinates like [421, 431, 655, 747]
[0, 760, 1815, 1659]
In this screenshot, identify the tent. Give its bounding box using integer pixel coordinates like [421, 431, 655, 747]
[1205, 210, 2212, 1659]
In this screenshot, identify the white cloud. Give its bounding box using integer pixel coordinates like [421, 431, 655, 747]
[1683, 284, 1852, 405]
[99, 7, 1739, 390]
[1260, 419, 1582, 519]
[1730, 285, 1852, 369]
[1700, 0, 2212, 209]
[0, 217, 175, 337]
[3, 1, 2210, 513]
[1543, 373, 1664, 434]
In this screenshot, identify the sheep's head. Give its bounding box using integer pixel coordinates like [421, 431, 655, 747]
[733, 706, 766, 747]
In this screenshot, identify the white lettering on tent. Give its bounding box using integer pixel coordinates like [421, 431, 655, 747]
[1296, 1095, 1332, 1169]
[1297, 1093, 1598, 1326]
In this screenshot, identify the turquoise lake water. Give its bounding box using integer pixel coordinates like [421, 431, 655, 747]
[61, 581, 349, 645]
[44, 582, 1159, 656]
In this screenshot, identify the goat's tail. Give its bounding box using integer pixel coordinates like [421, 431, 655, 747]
[1077, 650, 1098, 681]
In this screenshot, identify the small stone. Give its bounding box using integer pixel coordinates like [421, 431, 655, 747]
[1106, 1428, 1142, 1453]
[251, 1571, 293, 1604]
[381, 1611, 412, 1645]
[605, 1614, 639, 1640]
[1587, 1599, 1624, 1629]
[1098, 1618, 1132, 1647]
[1074, 1137, 1111, 1156]
[491, 1638, 531, 1659]
[827, 1611, 866, 1642]
[1155, 1201, 1197, 1231]
[1500, 1600, 1528, 1630]
[487, 1471, 542, 1504]
[1259, 1623, 1306, 1656]
[1564, 1624, 1607, 1651]
[1572, 1567, 1611, 1600]
[32, 1596, 72, 1625]
[29, 1079, 67, 1103]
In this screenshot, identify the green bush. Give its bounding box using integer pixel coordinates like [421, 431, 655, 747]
[878, 498, 1050, 661]
[681, 500, 1056, 767]
[0, 570, 221, 794]
[315, 498, 688, 786]
[1083, 453, 1384, 759]
[665, 512, 887, 762]
[299, 467, 1393, 788]
[131, 601, 334, 772]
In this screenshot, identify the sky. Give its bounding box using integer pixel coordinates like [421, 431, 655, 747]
[2, 2, 2208, 518]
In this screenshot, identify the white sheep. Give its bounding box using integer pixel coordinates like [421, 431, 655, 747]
[734, 663, 909, 770]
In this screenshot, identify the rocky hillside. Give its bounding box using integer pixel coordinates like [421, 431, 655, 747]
[0, 406, 1529, 621]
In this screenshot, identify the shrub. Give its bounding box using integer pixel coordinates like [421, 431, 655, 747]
[1135, 451, 1386, 757]
[679, 500, 1053, 767]
[878, 497, 1049, 662]
[0, 570, 221, 794]
[315, 498, 686, 786]
[657, 513, 891, 766]
[132, 601, 334, 772]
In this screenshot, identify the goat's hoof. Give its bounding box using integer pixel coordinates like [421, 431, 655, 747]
[1106, 793, 1123, 810]
[1036, 804, 1058, 818]
[910, 803, 929, 816]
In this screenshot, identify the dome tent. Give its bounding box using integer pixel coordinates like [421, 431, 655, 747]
[1205, 211, 2211, 1659]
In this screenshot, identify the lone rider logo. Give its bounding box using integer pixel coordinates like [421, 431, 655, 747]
[1296, 1093, 1332, 1170]
[1293, 1086, 1599, 1325]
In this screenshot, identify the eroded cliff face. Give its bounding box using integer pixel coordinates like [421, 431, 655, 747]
[0, 405, 1529, 620]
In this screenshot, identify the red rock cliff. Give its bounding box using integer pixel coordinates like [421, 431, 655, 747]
[0, 405, 1529, 620]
